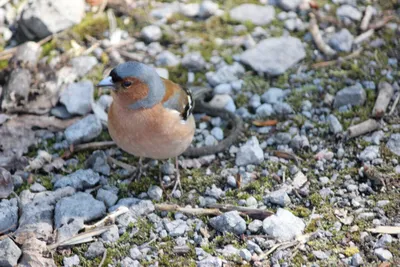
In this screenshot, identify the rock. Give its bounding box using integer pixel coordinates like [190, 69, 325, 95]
[329, 29, 354, 52]
[206, 62, 245, 86]
[51, 105, 73, 119]
[102, 224, 119, 242]
[1, 69, 31, 112]
[274, 102, 294, 115]
[151, 3, 179, 20]
[55, 192, 106, 228]
[180, 3, 200, 17]
[164, 219, 187, 237]
[0, 198, 18, 234]
[85, 150, 110, 176]
[239, 249, 252, 261]
[129, 247, 142, 260]
[263, 208, 305, 241]
[377, 234, 392, 247]
[147, 185, 163, 201]
[209, 211, 246, 235]
[198, 0, 219, 18]
[327, 114, 343, 134]
[213, 83, 232, 95]
[16, 0, 85, 41]
[229, 4, 275, 26]
[351, 253, 363, 266]
[313, 250, 329, 259]
[60, 81, 94, 115]
[205, 184, 224, 199]
[85, 241, 105, 259]
[261, 88, 285, 104]
[337, 5, 362, 21]
[292, 171, 307, 189]
[30, 183, 46, 192]
[236, 137, 264, 166]
[129, 200, 155, 218]
[141, 25, 162, 42]
[70, 56, 98, 78]
[155, 51, 180, 67]
[240, 37, 305, 76]
[121, 257, 140, 267]
[290, 135, 310, 150]
[197, 256, 222, 267]
[209, 94, 236, 112]
[256, 104, 274, 117]
[63, 255, 80, 267]
[0, 238, 22, 267]
[182, 52, 206, 71]
[358, 146, 379, 162]
[387, 134, 400, 156]
[211, 127, 224, 141]
[54, 169, 100, 190]
[278, 0, 302, 11]
[64, 115, 103, 145]
[248, 219, 263, 233]
[96, 189, 118, 208]
[0, 168, 13, 199]
[265, 190, 291, 207]
[374, 248, 392, 261]
[11, 41, 42, 66]
[333, 84, 366, 109]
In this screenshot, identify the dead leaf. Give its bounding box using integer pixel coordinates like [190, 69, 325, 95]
[252, 119, 278, 127]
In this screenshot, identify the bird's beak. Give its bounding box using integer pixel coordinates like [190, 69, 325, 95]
[97, 76, 115, 88]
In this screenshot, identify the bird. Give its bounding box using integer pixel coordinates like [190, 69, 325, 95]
[97, 61, 196, 194]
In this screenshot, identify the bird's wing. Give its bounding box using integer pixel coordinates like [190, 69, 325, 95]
[161, 78, 194, 120]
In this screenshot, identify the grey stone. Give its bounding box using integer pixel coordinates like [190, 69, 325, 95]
[206, 62, 245, 86]
[387, 134, 400, 156]
[198, 0, 219, 18]
[65, 115, 103, 145]
[129, 247, 142, 260]
[12, 41, 42, 66]
[51, 105, 73, 119]
[351, 253, 363, 266]
[319, 176, 330, 185]
[147, 185, 163, 201]
[57, 217, 84, 243]
[63, 255, 80, 267]
[55, 192, 106, 228]
[290, 135, 310, 150]
[164, 219, 187, 237]
[102, 224, 119, 242]
[261, 88, 285, 104]
[292, 172, 307, 189]
[236, 137, 264, 166]
[161, 162, 175, 175]
[85, 241, 105, 259]
[337, 5, 362, 21]
[213, 83, 232, 95]
[141, 25, 162, 42]
[197, 256, 222, 267]
[0, 198, 18, 234]
[263, 208, 305, 241]
[96, 189, 118, 208]
[374, 248, 392, 261]
[329, 29, 354, 52]
[313, 250, 329, 259]
[240, 37, 305, 76]
[358, 146, 379, 162]
[70, 56, 98, 78]
[209, 211, 246, 235]
[334, 84, 366, 109]
[278, 0, 302, 11]
[273, 102, 294, 115]
[156, 51, 180, 67]
[211, 127, 224, 141]
[239, 248, 252, 261]
[265, 190, 291, 207]
[256, 104, 274, 117]
[129, 200, 155, 218]
[182, 52, 206, 71]
[0, 238, 22, 267]
[229, 4, 275, 26]
[30, 183, 46, 192]
[377, 200, 390, 207]
[85, 150, 110, 176]
[121, 257, 140, 267]
[2, 69, 31, 112]
[60, 81, 94, 115]
[16, 0, 85, 41]
[54, 169, 100, 190]
[209, 94, 236, 112]
[327, 114, 343, 134]
[0, 168, 13, 199]
[377, 234, 392, 248]
[248, 219, 263, 233]
[205, 135, 218, 146]
[205, 184, 224, 199]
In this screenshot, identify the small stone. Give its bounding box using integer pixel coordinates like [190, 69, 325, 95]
[374, 248, 392, 261]
[182, 52, 206, 71]
[85, 241, 105, 259]
[54, 169, 100, 190]
[205, 184, 224, 199]
[65, 115, 102, 145]
[211, 127, 224, 141]
[164, 219, 187, 237]
[377, 200, 390, 207]
[246, 196, 257, 207]
[102, 224, 119, 242]
[329, 29, 354, 52]
[147, 185, 163, 201]
[141, 25, 162, 42]
[51, 105, 73, 119]
[120, 257, 140, 267]
[197, 256, 222, 267]
[358, 146, 379, 162]
[334, 84, 366, 109]
[209, 94, 236, 112]
[261, 88, 285, 104]
[377, 234, 392, 248]
[85, 150, 110, 176]
[60, 81, 94, 115]
[0, 238, 22, 267]
[236, 137, 264, 166]
[130, 247, 142, 260]
[273, 102, 294, 115]
[206, 62, 245, 86]
[313, 250, 329, 260]
[265, 190, 291, 207]
[0, 199, 18, 234]
[248, 219, 263, 233]
[96, 189, 118, 208]
[263, 208, 305, 241]
[227, 175, 237, 188]
[337, 5, 362, 21]
[240, 249, 252, 261]
[229, 4, 275, 26]
[319, 176, 330, 185]
[198, 0, 219, 18]
[155, 51, 180, 67]
[292, 172, 307, 189]
[205, 135, 218, 146]
[351, 253, 363, 266]
[386, 134, 400, 156]
[63, 255, 80, 267]
[209, 211, 246, 235]
[30, 183, 46, 192]
[0, 168, 13, 199]
[256, 104, 274, 117]
[213, 83, 232, 95]
[70, 56, 98, 78]
[278, 0, 302, 11]
[327, 114, 343, 134]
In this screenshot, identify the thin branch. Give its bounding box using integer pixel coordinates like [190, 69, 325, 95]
[62, 141, 116, 158]
[98, 249, 107, 267]
[346, 119, 380, 139]
[368, 15, 396, 30]
[309, 13, 336, 56]
[389, 93, 400, 116]
[84, 206, 129, 231]
[312, 48, 363, 68]
[360, 6, 374, 31]
[372, 82, 394, 118]
[155, 204, 223, 217]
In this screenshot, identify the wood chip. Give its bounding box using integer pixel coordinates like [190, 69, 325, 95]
[372, 82, 394, 118]
[252, 119, 278, 127]
[347, 119, 380, 139]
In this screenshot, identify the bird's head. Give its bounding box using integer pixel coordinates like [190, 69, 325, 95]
[97, 61, 165, 109]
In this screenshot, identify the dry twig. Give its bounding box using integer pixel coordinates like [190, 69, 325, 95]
[312, 48, 363, 68]
[366, 226, 400, 235]
[372, 82, 394, 118]
[389, 93, 400, 116]
[98, 249, 107, 267]
[354, 29, 375, 45]
[360, 6, 374, 31]
[347, 119, 380, 139]
[309, 13, 336, 56]
[84, 206, 129, 231]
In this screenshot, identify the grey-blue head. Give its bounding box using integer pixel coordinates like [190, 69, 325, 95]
[97, 61, 166, 110]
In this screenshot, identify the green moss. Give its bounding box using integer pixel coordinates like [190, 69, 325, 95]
[309, 193, 323, 207]
[291, 206, 312, 218]
[344, 247, 359, 257]
[129, 176, 157, 195]
[70, 13, 109, 42]
[0, 59, 8, 70]
[41, 39, 57, 57]
[235, 94, 248, 107]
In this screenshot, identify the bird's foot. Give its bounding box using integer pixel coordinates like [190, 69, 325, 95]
[128, 157, 145, 181]
[169, 157, 183, 197]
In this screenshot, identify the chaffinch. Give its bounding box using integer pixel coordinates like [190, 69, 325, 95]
[97, 61, 195, 193]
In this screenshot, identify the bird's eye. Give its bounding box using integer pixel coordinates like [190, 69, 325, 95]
[122, 81, 132, 88]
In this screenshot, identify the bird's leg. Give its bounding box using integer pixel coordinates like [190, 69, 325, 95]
[128, 157, 144, 181]
[171, 157, 183, 196]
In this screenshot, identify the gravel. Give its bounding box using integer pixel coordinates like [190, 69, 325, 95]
[263, 208, 305, 241]
[96, 188, 118, 208]
[85, 241, 105, 259]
